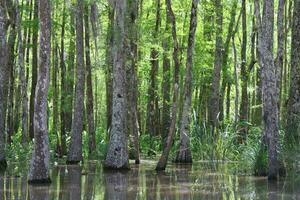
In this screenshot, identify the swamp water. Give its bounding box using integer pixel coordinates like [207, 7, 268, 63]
[0, 160, 299, 200]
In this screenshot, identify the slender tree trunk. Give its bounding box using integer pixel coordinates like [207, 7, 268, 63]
[286, 0, 300, 144]
[239, 0, 248, 143]
[146, 0, 160, 139]
[208, 0, 223, 131]
[67, 0, 85, 164]
[126, 0, 140, 164]
[175, 0, 199, 164]
[60, 0, 67, 156]
[104, 0, 129, 169]
[84, 4, 96, 155]
[232, 36, 239, 125]
[29, 0, 38, 140]
[28, 0, 51, 183]
[16, 0, 28, 144]
[161, 14, 171, 149]
[156, 0, 180, 171]
[105, 7, 114, 132]
[0, 0, 8, 169]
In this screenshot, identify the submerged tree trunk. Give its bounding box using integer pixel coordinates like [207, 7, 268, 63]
[84, 4, 96, 155]
[208, 0, 223, 131]
[67, 0, 85, 164]
[286, 0, 300, 144]
[104, 0, 129, 169]
[0, 0, 8, 169]
[28, 0, 51, 183]
[175, 0, 199, 164]
[156, 0, 180, 171]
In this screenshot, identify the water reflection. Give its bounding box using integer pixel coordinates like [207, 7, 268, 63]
[0, 161, 299, 199]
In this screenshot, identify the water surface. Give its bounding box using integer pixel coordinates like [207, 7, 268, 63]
[0, 160, 299, 199]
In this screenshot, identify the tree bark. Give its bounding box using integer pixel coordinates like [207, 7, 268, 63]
[104, 0, 129, 169]
[29, 0, 38, 140]
[67, 0, 85, 164]
[0, 0, 8, 169]
[256, 0, 279, 180]
[208, 0, 223, 131]
[28, 0, 51, 183]
[175, 0, 199, 164]
[84, 4, 96, 155]
[286, 0, 300, 144]
[156, 0, 180, 171]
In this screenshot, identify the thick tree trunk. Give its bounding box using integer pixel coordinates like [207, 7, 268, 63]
[256, 0, 279, 180]
[84, 4, 96, 155]
[67, 0, 85, 164]
[28, 0, 51, 183]
[0, 0, 8, 169]
[175, 0, 199, 164]
[29, 0, 38, 140]
[156, 0, 180, 171]
[208, 0, 223, 131]
[104, 0, 129, 169]
[286, 0, 300, 144]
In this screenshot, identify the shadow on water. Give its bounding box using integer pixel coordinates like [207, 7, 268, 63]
[0, 160, 299, 199]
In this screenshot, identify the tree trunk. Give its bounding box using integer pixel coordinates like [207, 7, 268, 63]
[156, 0, 180, 171]
[104, 0, 129, 169]
[84, 4, 96, 155]
[256, 0, 279, 180]
[239, 0, 248, 143]
[0, 0, 8, 169]
[28, 0, 51, 183]
[126, 0, 140, 164]
[67, 0, 85, 164]
[29, 0, 38, 140]
[286, 0, 300, 144]
[208, 0, 223, 131]
[161, 14, 171, 149]
[60, 0, 67, 156]
[16, 0, 29, 144]
[175, 0, 199, 164]
[146, 0, 160, 139]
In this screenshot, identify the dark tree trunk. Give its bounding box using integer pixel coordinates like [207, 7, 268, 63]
[84, 4, 96, 155]
[175, 0, 199, 164]
[156, 0, 180, 171]
[286, 0, 300, 144]
[239, 0, 248, 143]
[208, 0, 223, 131]
[161, 14, 171, 149]
[60, 0, 67, 156]
[104, 0, 129, 169]
[126, 0, 140, 164]
[146, 0, 160, 139]
[0, 0, 8, 169]
[28, 0, 51, 183]
[67, 0, 85, 164]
